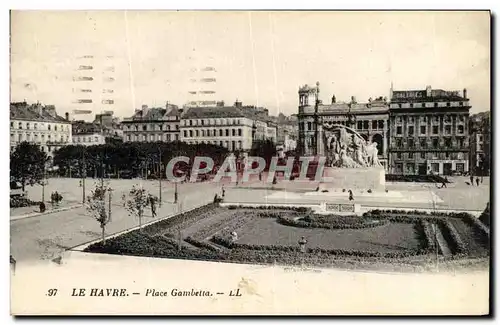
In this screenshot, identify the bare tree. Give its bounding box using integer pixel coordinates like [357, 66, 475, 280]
[125, 185, 150, 230]
[86, 184, 112, 244]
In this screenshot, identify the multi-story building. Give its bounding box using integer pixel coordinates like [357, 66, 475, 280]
[72, 120, 123, 146]
[121, 104, 181, 143]
[297, 82, 390, 168]
[180, 102, 277, 152]
[388, 85, 471, 175]
[10, 102, 72, 157]
[469, 111, 490, 176]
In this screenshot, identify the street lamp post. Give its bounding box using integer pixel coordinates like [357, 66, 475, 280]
[41, 162, 47, 202]
[174, 181, 178, 204]
[81, 149, 86, 204]
[158, 147, 162, 207]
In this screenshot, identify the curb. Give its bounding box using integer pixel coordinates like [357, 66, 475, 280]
[69, 202, 210, 252]
[10, 204, 83, 221]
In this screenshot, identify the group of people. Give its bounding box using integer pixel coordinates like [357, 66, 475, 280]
[470, 175, 483, 187]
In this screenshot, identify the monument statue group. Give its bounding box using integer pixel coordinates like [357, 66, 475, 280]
[324, 124, 382, 168]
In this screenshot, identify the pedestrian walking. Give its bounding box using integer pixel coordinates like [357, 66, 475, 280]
[440, 177, 448, 189]
[348, 189, 354, 201]
[470, 175, 474, 186]
[222, 186, 225, 198]
[122, 193, 126, 207]
[149, 195, 157, 218]
[476, 177, 480, 187]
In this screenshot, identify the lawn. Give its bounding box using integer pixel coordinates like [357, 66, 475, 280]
[234, 217, 421, 253]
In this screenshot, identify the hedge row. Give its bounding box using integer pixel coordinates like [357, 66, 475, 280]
[142, 203, 217, 235]
[10, 197, 42, 208]
[366, 209, 476, 219]
[226, 205, 311, 213]
[438, 220, 467, 255]
[460, 214, 490, 242]
[419, 219, 436, 252]
[211, 235, 428, 259]
[84, 231, 226, 260]
[184, 236, 220, 252]
[275, 214, 390, 230]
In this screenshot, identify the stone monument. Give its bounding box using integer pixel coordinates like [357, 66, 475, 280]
[320, 123, 385, 191]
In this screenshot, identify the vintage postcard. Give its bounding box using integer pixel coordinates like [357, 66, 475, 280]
[9, 10, 491, 315]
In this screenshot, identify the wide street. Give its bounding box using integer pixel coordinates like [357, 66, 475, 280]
[10, 177, 228, 262]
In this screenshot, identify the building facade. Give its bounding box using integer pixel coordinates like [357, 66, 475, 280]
[10, 102, 72, 156]
[389, 86, 471, 175]
[121, 104, 181, 143]
[469, 111, 490, 176]
[180, 104, 277, 152]
[297, 83, 390, 168]
[72, 120, 123, 146]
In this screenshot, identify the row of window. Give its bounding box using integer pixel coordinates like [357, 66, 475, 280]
[395, 115, 466, 124]
[185, 140, 243, 150]
[11, 121, 70, 132]
[393, 162, 466, 174]
[396, 124, 465, 136]
[394, 151, 466, 160]
[74, 135, 103, 143]
[357, 120, 385, 130]
[10, 145, 62, 153]
[123, 124, 180, 132]
[183, 128, 243, 138]
[393, 137, 466, 149]
[392, 102, 466, 109]
[182, 118, 242, 127]
[126, 134, 180, 142]
[11, 133, 69, 143]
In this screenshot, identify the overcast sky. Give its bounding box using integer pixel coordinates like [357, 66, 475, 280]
[10, 10, 490, 118]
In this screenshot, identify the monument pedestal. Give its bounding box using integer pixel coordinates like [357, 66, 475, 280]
[319, 167, 386, 192]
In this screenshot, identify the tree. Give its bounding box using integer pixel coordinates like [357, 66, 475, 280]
[10, 142, 48, 191]
[125, 185, 150, 230]
[250, 140, 277, 170]
[86, 184, 112, 244]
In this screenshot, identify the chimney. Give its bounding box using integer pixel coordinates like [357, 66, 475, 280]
[234, 99, 242, 108]
[426, 85, 432, 97]
[463, 88, 467, 99]
[351, 96, 357, 104]
[65, 112, 69, 121]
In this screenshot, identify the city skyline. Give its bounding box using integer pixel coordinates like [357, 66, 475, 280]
[10, 11, 490, 118]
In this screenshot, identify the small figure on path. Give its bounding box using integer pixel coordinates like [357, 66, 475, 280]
[476, 177, 480, 186]
[39, 201, 46, 213]
[298, 236, 308, 253]
[122, 193, 126, 207]
[149, 195, 157, 218]
[222, 186, 225, 198]
[439, 177, 448, 189]
[470, 175, 474, 186]
[348, 189, 354, 201]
